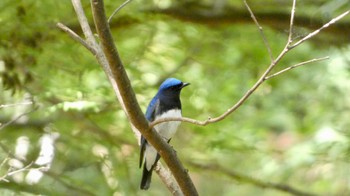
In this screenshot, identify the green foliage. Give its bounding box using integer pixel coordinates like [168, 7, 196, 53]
[1, 0, 350, 195]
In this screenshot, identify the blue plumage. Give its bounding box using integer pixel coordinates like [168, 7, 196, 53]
[139, 78, 189, 190]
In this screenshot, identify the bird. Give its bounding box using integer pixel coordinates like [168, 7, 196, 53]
[139, 78, 190, 190]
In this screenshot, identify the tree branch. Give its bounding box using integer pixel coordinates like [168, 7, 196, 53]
[265, 57, 329, 80]
[56, 23, 97, 55]
[155, 162, 183, 196]
[90, 1, 198, 194]
[149, 2, 349, 129]
[288, 0, 297, 45]
[108, 0, 132, 23]
[0, 102, 33, 109]
[0, 107, 38, 131]
[244, 0, 274, 62]
[290, 10, 350, 49]
[61, 0, 182, 193]
[0, 162, 33, 183]
[59, 0, 197, 195]
[72, 0, 98, 48]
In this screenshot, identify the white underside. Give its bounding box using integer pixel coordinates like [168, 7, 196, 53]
[145, 109, 181, 170]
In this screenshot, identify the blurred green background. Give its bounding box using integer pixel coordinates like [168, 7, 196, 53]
[1, 0, 350, 195]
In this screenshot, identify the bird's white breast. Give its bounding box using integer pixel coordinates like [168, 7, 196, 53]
[145, 109, 182, 170]
[154, 109, 182, 141]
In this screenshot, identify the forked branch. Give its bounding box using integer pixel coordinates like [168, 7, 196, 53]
[150, 1, 349, 129]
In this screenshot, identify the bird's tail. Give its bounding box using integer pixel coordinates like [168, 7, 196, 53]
[140, 164, 153, 190]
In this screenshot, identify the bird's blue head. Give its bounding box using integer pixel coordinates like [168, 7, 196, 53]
[146, 78, 189, 120]
[159, 78, 189, 92]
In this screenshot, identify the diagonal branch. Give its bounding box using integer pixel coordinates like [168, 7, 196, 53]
[108, 0, 132, 23]
[288, 0, 297, 44]
[0, 107, 38, 130]
[0, 162, 34, 182]
[72, 0, 98, 48]
[290, 10, 350, 49]
[60, 0, 189, 194]
[56, 23, 97, 55]
[0, 102, 33, 109]
[244, 0, 274, 62]
[89, 0, 198, 195]
[155, 162, 183, 196]
[265, 57, 329, 80]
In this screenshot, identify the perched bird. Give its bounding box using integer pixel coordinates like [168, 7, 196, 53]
[139, 78, 190, 190]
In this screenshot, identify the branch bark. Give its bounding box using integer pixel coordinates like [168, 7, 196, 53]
[90, 1, 198, 194]
[59, 0, 198, 195]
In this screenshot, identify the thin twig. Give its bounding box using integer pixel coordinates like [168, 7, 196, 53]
[244, 0, 274, 62]
[0, 102, 33, 109]
[71, 0, 99, 48]
[56, 23, 97, 55]
[0, 157, 9, 169]
[265, 56, 329, 80]
[290, 10, 350, 49]
[0, 107, 38, 130]
[108, 0, 132, 24]
[0, 143, 25, 162]
[0, 162, 33, 182]
[288, 0, 297, 44]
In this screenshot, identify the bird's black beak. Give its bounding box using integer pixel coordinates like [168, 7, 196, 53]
[181, 82, 190, 88]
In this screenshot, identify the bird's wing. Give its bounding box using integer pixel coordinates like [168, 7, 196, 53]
[139, 97, 159, 168]
[145, 95, 159, 122]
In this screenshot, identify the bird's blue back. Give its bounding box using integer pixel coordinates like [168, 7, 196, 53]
[145, 95, 158, 122]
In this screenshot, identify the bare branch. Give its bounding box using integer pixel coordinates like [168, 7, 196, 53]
[71, 0, 98, 48]
[70, 0, 196, 194]
[290, 10, 350, 49]
[108, 0, 132, 24]
[0, 102, 33, 109]
[0, 162, 33, 182]
[56, 23, 97, 55]
[0, 143, 25, 162]
[244, 0, 274, 62]
[288, 0, 296, 44]
[0, 157, 9, 170]
[150, 4, 348, 129]
[265, 56, 329, 80]
[155, 163, 183, 196]
[91, 0, 198, 193]
[0, 107, 38, 130]
[63, 1, 181, 194]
